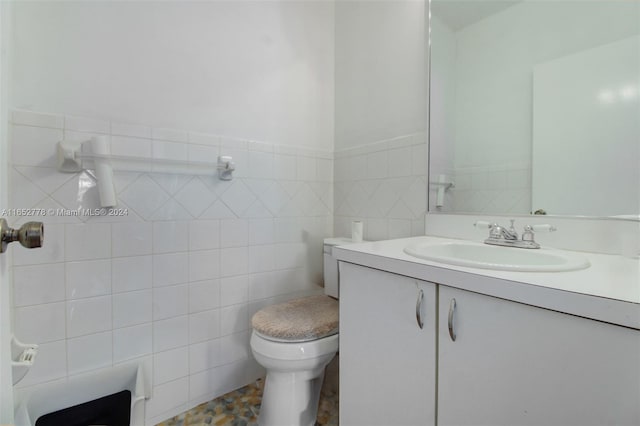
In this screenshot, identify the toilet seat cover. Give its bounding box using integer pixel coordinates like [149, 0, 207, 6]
[251, 295, 339, 343]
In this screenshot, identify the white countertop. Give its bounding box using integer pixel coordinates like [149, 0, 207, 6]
[334, 236, 640, 329]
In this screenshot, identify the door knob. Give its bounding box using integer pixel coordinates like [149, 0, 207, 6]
[0, 218, 44, 253]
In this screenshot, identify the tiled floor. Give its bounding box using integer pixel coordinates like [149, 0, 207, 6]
[156, 378, 339, 426]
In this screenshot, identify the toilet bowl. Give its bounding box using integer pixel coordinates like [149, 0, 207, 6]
[250, 237, 357, 426]
[250, 330, 338, 426]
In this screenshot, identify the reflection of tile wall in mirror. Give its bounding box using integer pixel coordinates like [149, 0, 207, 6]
[429, 0, 640, 217]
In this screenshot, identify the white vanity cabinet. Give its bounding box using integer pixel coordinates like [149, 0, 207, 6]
[438, 285, 640, 426]
[339, 262, 437, 426]
[339, 262, 640, 426]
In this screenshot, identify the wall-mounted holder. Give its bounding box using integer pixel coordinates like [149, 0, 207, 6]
[217, 156, 235, 180]
[11, 335, 38, 385]
[431, 174, 455, 207]
[57, 140, 236, 180]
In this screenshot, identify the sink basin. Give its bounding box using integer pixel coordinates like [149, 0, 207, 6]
[403, 241, 590, 272]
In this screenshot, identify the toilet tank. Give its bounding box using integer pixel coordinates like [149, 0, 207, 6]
[323, 237, 363, 298]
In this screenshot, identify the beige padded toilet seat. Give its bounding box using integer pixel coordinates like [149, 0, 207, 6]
[251, 295, 339, 343]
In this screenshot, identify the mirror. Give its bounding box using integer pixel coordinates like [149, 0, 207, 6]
[428, 0, 639, 219]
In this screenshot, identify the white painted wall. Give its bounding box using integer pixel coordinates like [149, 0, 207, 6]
[334, 0, 427, 150]
[11, 1, 334, 152]
[453, 0, 639, 169]
[532, 36, 640, 217]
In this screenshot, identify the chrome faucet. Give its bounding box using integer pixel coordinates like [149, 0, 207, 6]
[475, 220, 556, 249]
[489, 219, 518, 241]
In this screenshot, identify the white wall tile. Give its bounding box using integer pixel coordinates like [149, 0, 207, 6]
[9, 169, 47, 210]
[110, 135, 152, 159]
[16, 340, 67, 387]
[65, 223, 111, 261]
[388, 219, 412, 239]
[66, 259, 111, 299]
[113, 323, 152, 363]
[220, 276, 249, 307]
[188, 220, 220, 250]
[67, 331, 113, 375]
[152, 127, 188, 143]
[14, 302, 66, 343]
[153, 221, 188, 254]
[153, 315, 188, 352]
[67, 295, 112, 338]
[189, 309, 221, 344]
[274, 218, 302, 243]
[153, 347, 189, 385]
[274, 154, 296, 180]
[153, 253, 189, 287]
[146, 377, 189, 419]
[112, 255, 152, 293]
[11, 125, 64, 167]
[317, 158, 333, 182]
[65, 115, 109, 134]
[296, 156, 317, 181]
[248, 219, 274, 245]
[249, 245, 275, 273]
[220, 304, 249, 336]
[274, 243, 305, 270]
[119, 175, 170, 218]
[113, 289, 152, 328]
[188, 132, 220, 146]
[220, 247, 249, 277]
[220, 219, 248, 247]
[189, 361, 246, 402]
[12, 223, 65, 266]
[153, 284, 188, 320]
[219, 331, 250, 365]
[189, 338, 222, 374]
[388, 146, 413, 177]
[152, 140, 188, 161]
[13, 263, 65, 307]
[173, 177, 216, 217]
[9, 115, 335, 408]
[188, 280, 220, 313]
[14, 166, 73, 195]
[188, 250, 220, 281]
[111, 122, 152, 139]
[12, 109, 64, 129]
[366, 150, 388, 179]
[219, 180, 256, 216]
[188, 144, 218, 163]
[112, 222, 152, 257]
[247, 151, 274, 178]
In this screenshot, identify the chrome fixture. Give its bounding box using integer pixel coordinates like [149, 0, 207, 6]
[448, 298, 456, 342]
[0, 219, 44, 253]
[474, 220, 556, 249]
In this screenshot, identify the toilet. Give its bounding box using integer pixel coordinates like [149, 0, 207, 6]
[250, 237, 354, 426]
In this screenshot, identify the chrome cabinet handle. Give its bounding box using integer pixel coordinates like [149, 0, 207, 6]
[448, 298, 457, 341]
[416, 289, 424, 329]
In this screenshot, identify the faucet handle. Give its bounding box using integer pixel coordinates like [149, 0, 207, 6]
[530, 224, 557, 232]
[473, 221, 493, 229]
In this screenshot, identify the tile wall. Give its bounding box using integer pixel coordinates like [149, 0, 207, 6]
[450, 164, 532, 214]
[333, 133, 428, 240]
[8, 109, 332, 424]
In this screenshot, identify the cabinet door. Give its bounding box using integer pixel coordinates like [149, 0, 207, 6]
[438, 286, 640, 426]
[340, 262, 436, 426]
